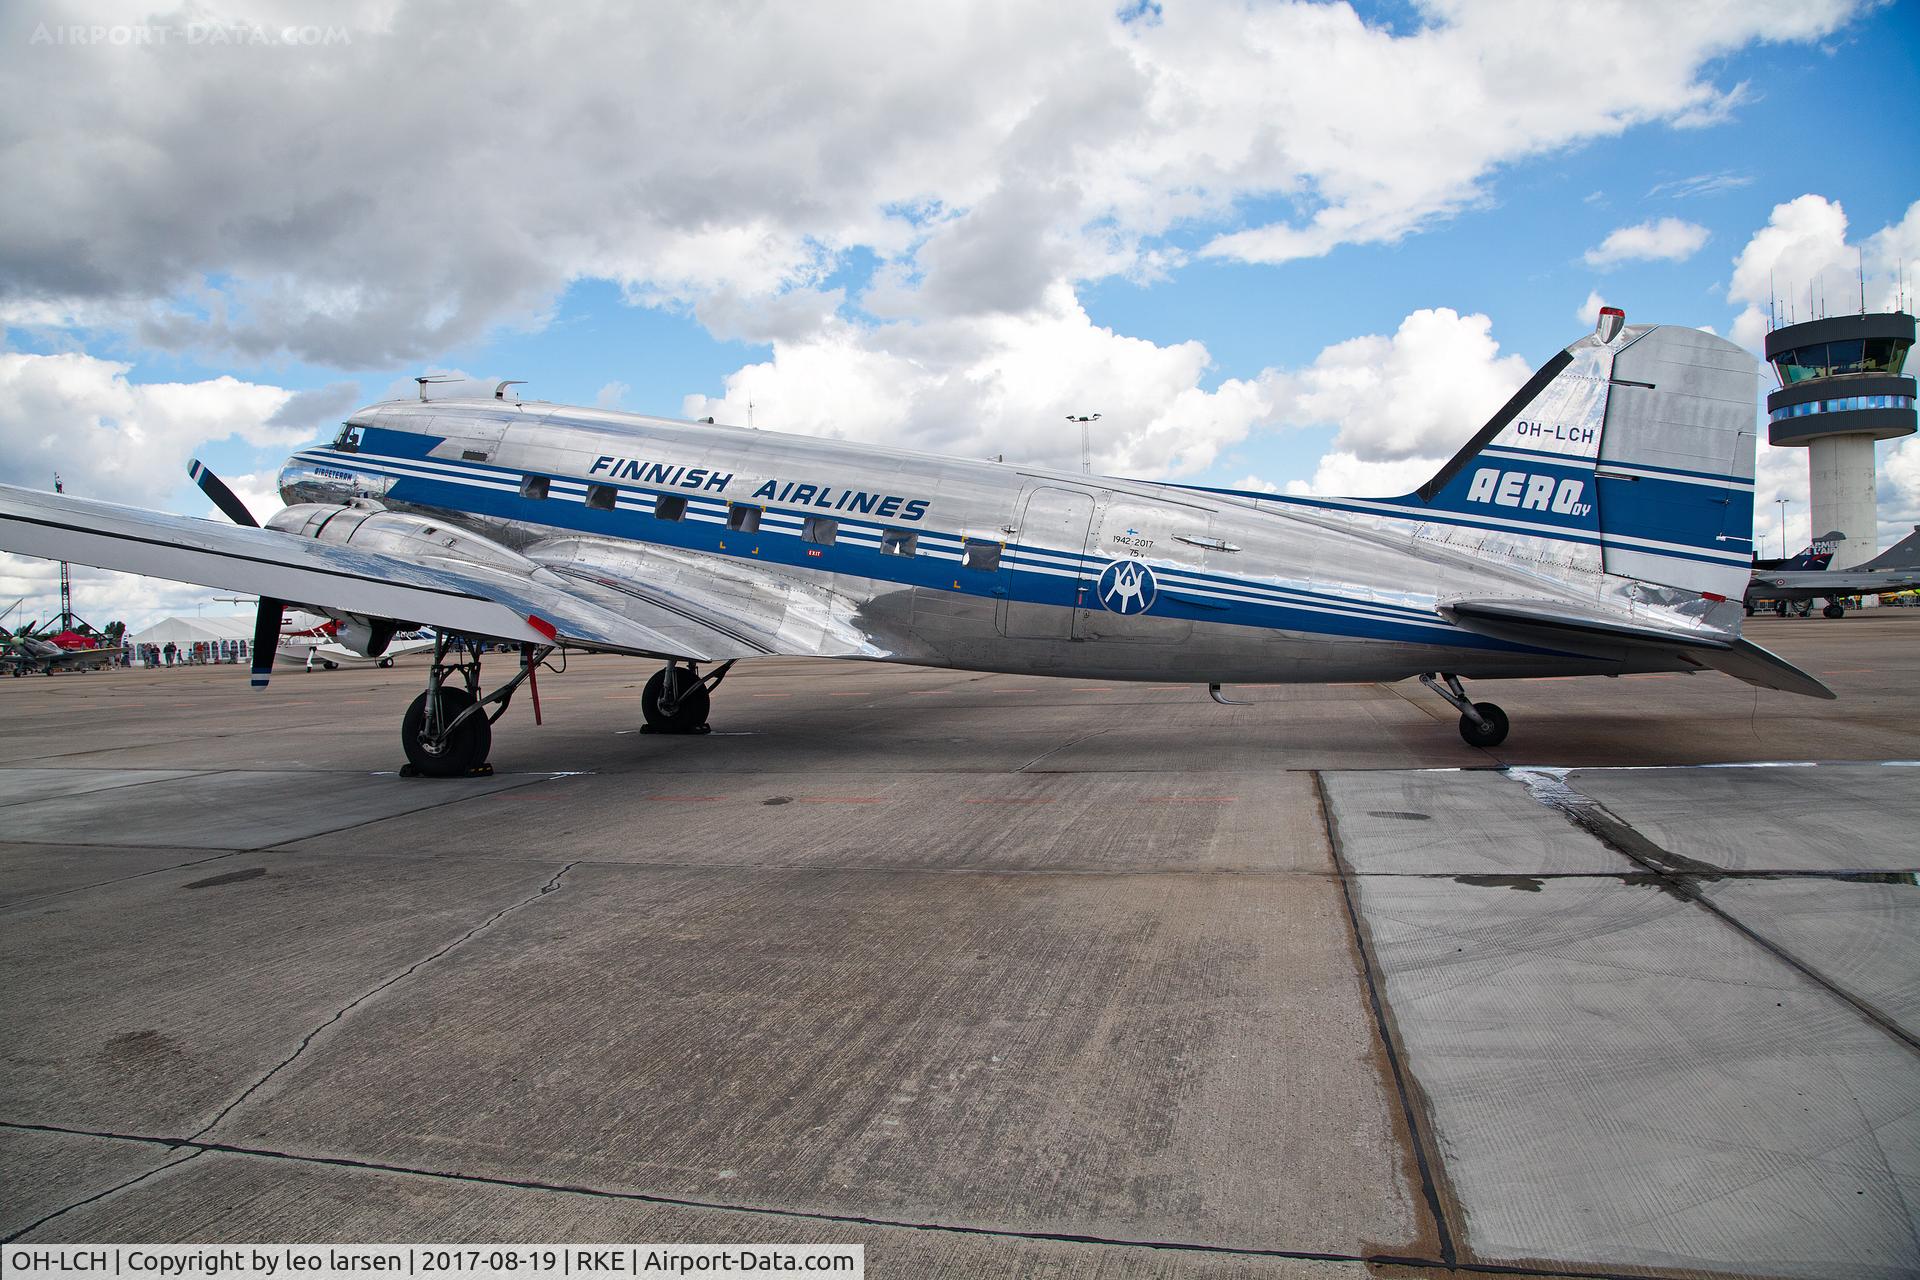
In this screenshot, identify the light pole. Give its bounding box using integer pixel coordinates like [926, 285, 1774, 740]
[1774, 497, 1790, 559]
[1066, 414, 1101, 474]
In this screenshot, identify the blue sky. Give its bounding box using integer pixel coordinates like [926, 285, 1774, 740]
[2, 0, 1916, 624]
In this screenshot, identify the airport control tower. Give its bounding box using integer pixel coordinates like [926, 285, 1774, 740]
[1765, 311, 1916, 567]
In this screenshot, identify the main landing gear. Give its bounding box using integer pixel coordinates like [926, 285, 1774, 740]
[400, 634, 554, 777]
[1822, 601, 1846, 619]
[641, 660, 734, 734]
[1420, 672, 1509, 748]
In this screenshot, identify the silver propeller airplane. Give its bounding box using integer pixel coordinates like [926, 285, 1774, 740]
[0, 309, 1832, 775]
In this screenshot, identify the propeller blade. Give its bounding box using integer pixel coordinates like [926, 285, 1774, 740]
[188, 459, 260, 528]
[251, 598, 283, 689]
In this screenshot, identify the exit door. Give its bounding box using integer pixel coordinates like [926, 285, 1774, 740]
[997, 486, 1094, 639]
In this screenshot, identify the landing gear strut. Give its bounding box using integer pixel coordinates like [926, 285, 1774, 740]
[400, 634, 553, 777]
[642, 660, 733, 734]
[1421, 672, 1509, 748]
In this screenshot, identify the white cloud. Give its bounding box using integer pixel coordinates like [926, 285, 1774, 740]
[1583, 218, 1710, 268]
[1578, 289, 1608, 326]
[682, 300, 1538, 502]
[1266, 308, 1532, 463]
[1726, 194, 1920, 351]
[0, 352, 312, 508]
[681, 285, 1254, 479]
[594, 381, 630, 411]
[0, 0, 1865, 365]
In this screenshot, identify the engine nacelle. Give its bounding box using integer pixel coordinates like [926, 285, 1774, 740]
[266, 504, 546, 649]
[328, 614, 397, 658]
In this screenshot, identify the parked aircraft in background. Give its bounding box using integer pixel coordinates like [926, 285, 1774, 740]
[1746, 526, 1920, 618]
[2, 630, 119, 675]
[0, 309, 1833, 773]
[277, 611, 436, 670]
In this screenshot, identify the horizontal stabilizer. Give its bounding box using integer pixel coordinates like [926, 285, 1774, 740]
[1439, 597, 1732, 654]
[1694, 638, 1836, 700]
[1441, 596, 1832, 699]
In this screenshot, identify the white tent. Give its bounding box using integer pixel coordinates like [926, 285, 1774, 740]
[128, 616, 257, 666]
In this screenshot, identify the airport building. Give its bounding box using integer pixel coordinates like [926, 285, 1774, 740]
[1765, 310, 1916, 567]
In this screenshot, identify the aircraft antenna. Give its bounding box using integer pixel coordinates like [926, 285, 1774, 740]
[748, 398, 755, 431]
[414, 374, 459, 402]
[1859, 247, 1866, 314]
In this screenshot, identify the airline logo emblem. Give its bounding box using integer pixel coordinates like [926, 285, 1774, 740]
[1465, 468, 1590, 518]
[1097, 559, 1157, 614]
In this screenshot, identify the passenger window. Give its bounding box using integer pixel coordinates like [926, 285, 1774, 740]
[585, 484, 616, 511]
[654, 494, 687, 521]
[803, 517, 838, 546]
[962, 540, 1002, 571]
[728, 503, 761, 533]
[521, 475, 550, 500]
[880, 529, 917, 557]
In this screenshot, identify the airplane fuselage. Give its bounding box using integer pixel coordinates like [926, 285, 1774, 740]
[274, 396, 1699, 686]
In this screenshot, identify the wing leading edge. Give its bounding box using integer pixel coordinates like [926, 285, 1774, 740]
[0, 482, 741, 663]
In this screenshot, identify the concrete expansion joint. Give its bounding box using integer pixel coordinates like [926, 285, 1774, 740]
[0, 1119, 1693, 1279]
[1503, 767, 1920, 1057]
[1310, 770, 1464, 1271]
[185, 859, 581, 1143]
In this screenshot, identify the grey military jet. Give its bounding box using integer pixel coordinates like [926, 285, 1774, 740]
[1746, 526, 1920, 618]
[0, 309, 1833, 772]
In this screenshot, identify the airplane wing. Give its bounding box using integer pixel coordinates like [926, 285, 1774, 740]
[1439, 596, 1835, 699]
[0, 482, 759, 664]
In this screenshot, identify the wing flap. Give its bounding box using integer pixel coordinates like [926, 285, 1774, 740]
[0, 483, 704, 660]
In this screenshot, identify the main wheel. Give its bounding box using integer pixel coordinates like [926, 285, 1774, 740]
[401, 687, 492, 777]
[642, 667, 710, 732]
[1822, 603, 1845, 619]
[1458, 702, 1509, 748]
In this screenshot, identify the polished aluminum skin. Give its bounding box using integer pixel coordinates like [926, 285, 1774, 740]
[268, 321, 1763, 687]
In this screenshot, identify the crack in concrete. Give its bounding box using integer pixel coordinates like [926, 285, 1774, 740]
[1, 1143, 203, 1244]
[188, 860, 579, 1141]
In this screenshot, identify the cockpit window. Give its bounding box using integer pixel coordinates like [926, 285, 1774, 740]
[331, 423, 364, 452]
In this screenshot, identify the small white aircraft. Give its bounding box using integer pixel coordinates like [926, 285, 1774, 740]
[275, 610, 435, 670]
[0, 309, 1830, 774]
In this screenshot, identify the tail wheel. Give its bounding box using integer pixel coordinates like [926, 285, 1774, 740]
[1458, 702, 1509, 749]
[401, 687, 492, 777]
[642, 667, 710, 732]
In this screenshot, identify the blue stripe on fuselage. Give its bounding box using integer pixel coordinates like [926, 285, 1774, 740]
[299, 434, 1549, 652]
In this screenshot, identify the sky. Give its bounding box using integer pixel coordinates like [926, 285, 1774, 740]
[2, 0, 1917, 631]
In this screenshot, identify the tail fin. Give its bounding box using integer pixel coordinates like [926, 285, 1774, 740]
[1782, 530, 1845, 571]
[1859, 525, 1920, 571]
[1407, 315, 1756, 602]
